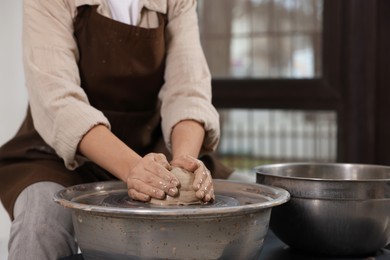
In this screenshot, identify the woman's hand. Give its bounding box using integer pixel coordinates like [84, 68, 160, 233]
[78, 125, 180, 202]
[170, 155, 214, 202]
[126, 153, 180, 202]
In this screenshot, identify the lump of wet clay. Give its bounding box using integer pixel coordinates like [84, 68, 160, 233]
[150, 167, 202, 206]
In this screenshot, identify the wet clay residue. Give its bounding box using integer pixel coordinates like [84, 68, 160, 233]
[149, 167, 202, 206]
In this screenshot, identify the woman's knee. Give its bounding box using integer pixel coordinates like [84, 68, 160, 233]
[9, 182, 78, 259]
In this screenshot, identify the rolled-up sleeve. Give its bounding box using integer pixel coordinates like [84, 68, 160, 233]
[159, 0, 220, 153]
[23, 0, 110, 169]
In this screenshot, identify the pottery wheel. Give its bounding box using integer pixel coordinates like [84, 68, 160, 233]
[101, 193, 239, 209]
[101, 167, 240, 209]
[55, 180, 290, 217]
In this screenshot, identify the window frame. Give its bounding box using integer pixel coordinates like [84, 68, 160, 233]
[211, 1, 384, 164]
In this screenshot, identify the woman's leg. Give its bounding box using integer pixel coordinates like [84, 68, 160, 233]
[8, 182, 78, 259]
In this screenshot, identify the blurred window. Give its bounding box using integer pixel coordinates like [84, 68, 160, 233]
[198, 0, 323, 79]
[198, 1, 332, 174]
[217, 109, 336, 173]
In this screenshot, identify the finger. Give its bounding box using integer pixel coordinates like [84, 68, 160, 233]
[203, 178, 215, 202]
[128, 189, 150, 202]
[157, 180, 179, 197]
[207, 187, 215, 202]
[152, 153, 171, 170]
[192, 165, 210, 191]
[171, 155, 200, 172]
[193, 163, 214, 202]
[196, 174, 214, 202]
[128, 174, 178, 198]
[127, 178, 166, 199]
[128, 157, 179, 196]
[144, 160, 179, 187]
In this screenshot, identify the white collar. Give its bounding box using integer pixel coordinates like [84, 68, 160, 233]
[74, 0, 167, 14]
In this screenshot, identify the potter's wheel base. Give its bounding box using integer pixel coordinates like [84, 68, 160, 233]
[101, 193, 240, 209]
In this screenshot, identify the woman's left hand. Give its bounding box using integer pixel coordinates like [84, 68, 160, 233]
[170, 155, 214, 202]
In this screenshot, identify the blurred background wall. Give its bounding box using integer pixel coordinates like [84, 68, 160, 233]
[0, 1, 27, 259]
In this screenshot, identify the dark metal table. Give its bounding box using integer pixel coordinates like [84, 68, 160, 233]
[260, 231, 390, 260]
[61, 230, 390, 260]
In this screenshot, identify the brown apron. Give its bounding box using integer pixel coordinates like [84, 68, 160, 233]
[0, 5, 231, 219]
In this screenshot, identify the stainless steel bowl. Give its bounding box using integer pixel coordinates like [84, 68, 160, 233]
[255, 163, 390, 256]
[54, 179, 289, 260]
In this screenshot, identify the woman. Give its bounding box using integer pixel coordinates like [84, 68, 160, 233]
[0, 0, 231, 258]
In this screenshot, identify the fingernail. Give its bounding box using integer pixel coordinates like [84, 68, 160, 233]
[157, 190, 165, 198]
[172, 180, 180, 187]
[168, 187, 178, 196]
[205, 194, 211, 202]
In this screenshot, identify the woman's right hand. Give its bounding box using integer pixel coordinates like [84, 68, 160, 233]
[126, 153, 180, 202]
[78, 125, 180, 202]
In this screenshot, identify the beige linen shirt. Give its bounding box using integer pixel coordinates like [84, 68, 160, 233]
[23, 0, 219, 169]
